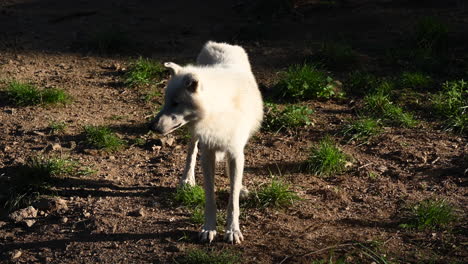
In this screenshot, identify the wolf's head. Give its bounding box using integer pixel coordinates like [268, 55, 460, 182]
[150, 62, 202, 135]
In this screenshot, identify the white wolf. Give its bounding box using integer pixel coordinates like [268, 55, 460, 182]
[150, 41, 263, 244]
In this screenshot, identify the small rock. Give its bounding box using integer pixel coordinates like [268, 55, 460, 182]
[3, 146, 12, 152]
[52, 143, 62, 151]
[9, 206, 38, 225]
[83, 212, 91, 218]
[0, 221, 7, 228]
[10, 250, 22, 260]
[61, 217, 68, 224]
[376, 165, 388, 173]
[24, 219, 35, 227]
[33, 197, 68, 212]
[33, 131, 46, 136]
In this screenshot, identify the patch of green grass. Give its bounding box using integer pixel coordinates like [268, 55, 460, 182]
[432, 80, 467, 133]
[124, 57, 166, 87]
[399, 72, 433, 90]
[2, 156, 79, 211]
[344, 71, 379, 96]
[189, 207, 204, 225]
[263, 102, 314, 132]
[316, 42, 358, 70]
[83, 125, 125, 151]
[363, 92, 417, 128]
[5, 81, 71, 106]
[49, 121, 67, 134]
[400, 199, 457, 230]
[86, 27, 130, 54]
[175, 249, 240, 264]
[131, 137, 146, 147]
[275, 64, 337, 100]
[41, 88, 71, 104]
[250, 178, 300, 208]
[173, 185, 205, 208]
[307, 137, 349, 177]
[342, 117, 381, 143]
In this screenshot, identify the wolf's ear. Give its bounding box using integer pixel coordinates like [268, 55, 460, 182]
[184, 74, 199, 93]
[164, 62, 182, 75]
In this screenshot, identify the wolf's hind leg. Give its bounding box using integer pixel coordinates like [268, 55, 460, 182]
[225, 152, 245, 244]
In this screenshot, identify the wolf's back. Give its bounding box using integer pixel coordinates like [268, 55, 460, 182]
[196, 41, 251, 71]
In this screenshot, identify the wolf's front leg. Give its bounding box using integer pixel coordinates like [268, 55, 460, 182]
[225, 152, 245, 244]
[180, 137, 198, 186]
[199, 148, 217, 243]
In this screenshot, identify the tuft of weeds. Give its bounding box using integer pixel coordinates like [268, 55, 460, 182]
[175, 248, 240, 264]
[307, 137, 349, 177]
[173, 185, 205, 208]
[5, 81, 71, 106]
[432, 80, 467, 133]
[48, 121, 67, 134]
[83, 125, 125, 151]
[316, 42, 358, 70]
[400, 199, 457, 230]
[363, 92, 417, 128]
[344, 71, 379, 96]
[399, 72, 433, 90]
[249, 178, 300, 208]
[2, 156, 79, 211]
[263, 102, 314, 132]
[342, 117, 381, 143]
[275, 64, 338, 100]
[124, 57, 166, 87]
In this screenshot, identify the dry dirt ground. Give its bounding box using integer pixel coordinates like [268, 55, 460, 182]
[0, 0, 467, 263]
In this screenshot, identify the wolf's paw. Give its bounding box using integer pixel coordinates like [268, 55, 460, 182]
[179, 177, 196, 187]
[199, 229, 217, 243]
[224, 229, 244, 244]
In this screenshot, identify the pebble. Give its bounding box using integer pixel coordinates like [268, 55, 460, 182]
[10, 250, 22, 260]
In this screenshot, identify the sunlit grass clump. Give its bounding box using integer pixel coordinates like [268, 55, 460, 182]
[249, 179, 300, 208]
[432, 80, 467, 133]
[6, 81, 71, 106]
[307, 137, 349, 177]
[124, 57, 166, 87]
[173, 185, 205, 208]
[400, 199, 457, 230]
[275, 64, 337, 100]
[263, 102, 314, 132]
[83, 125, 125, 151]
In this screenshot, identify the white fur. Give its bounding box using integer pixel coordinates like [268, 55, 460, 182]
[155, 41, 263, 244]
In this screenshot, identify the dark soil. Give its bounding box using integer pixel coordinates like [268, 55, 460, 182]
[0, 0, 467, 263]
